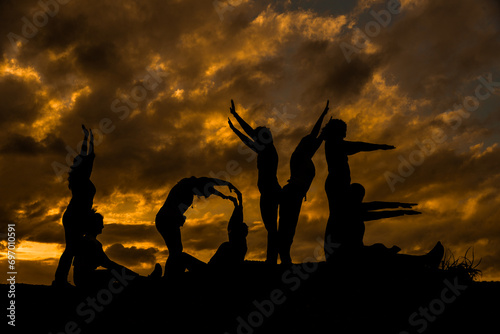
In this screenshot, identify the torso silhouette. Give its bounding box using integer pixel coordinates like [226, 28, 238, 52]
[288, 134, 318, 195]
[73, 235, 104, 272]
[157, 177, 204, 226]
[328, 193, 365, 249]
[67, 153, 96, 213]
[256, 144, 280, 192]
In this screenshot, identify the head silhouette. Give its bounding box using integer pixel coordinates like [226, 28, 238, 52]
[350, 183, 365, 203]
[86, 209, 104, 236]
[254, 126, 273, 145]
[322, 119, 347, 141]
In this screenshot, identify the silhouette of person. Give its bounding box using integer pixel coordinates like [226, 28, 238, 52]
[228, 99, 281, 264]
[165, 192, 248, 274]
[156, 176, 238, 276]
[321, 118, 395, 259]
[54, 125, 96, 287]
[322, 118, 395, 210]
[73, 210, 162, 289]
[326, 183, 443, 268]
[278, 101, 330, 265]
[208, 192, 248, 267]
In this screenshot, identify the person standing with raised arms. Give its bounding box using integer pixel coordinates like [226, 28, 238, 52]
[278, 101, 330, 265]
[228, 100, 281, 264]
[54, 125, 96, 287]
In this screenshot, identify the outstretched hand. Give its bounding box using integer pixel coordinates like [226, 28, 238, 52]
[228, 118, 235, 129]
[382, 144, 396, 150]
[400, 203, 417, 209]
[82, 124, 90, 137]
[322, 100, 329, 116]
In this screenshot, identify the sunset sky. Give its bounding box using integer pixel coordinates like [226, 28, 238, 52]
[1, 0, 499, 284]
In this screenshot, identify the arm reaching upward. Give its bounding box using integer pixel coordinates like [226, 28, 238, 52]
[344, 141, 395, 155]
[229, 118, 258, 152]
[89, 129, 94, 155]
[81, 125, 89, 156]
[362, 201, 417, 211]
[230, 99, 255, 137]
[363, 210, 421, 222]
[311, 100, 329, 138]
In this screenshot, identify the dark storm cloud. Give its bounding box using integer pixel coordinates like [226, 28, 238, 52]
[374, 0, 500, 103]
[0, 75, 43, 125]
[0, 133, 65, 155]
[182, 218, 229, 252]
[97, 223, 163, 246]
[104, 243, 159, 267]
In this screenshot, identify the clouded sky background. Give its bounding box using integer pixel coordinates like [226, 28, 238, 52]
[1, 0, 499, 284]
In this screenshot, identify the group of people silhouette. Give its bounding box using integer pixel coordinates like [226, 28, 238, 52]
[53, 101, 444, 289]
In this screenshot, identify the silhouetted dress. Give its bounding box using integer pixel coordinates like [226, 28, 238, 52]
[54, 152, 96, 282]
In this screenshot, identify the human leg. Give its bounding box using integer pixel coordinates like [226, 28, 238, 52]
[260, 192, 279, 264]
[278, 185, 303, 265]
[54, 213, 81, 285]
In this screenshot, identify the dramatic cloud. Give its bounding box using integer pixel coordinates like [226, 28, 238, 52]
[1, 0, 499, 284]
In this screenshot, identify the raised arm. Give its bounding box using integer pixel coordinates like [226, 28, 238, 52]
[344, 141, 395, 155]
[88, 129, 94, 155]
[228, 118, 258, 152]
[311, 100, 329, 138]
[197, 177, 239, 196]
[230, 99, 255, 137]
[363, 210, 421, 222]
[362, 201, 417, 211]
[81, 125, 89, 156]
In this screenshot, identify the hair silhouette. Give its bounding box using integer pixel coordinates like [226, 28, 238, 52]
[228, 99, 281, 264]
[278, 101, 330, 265]
[155, 176, 238, 276]
[53, 125, 96, 287]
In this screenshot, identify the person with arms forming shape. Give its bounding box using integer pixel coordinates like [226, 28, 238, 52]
[278, 101, 329, 265]
[321, 118, 395, 260]
[175, 190, 249, 273]
[208, 190, 248, 268]
[228, 100, 281, 264]
[156, 176, 238, 276]
[322, 120, 443, 266]
[54, 125, 96, 287]
[330, 182, 443, 267]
